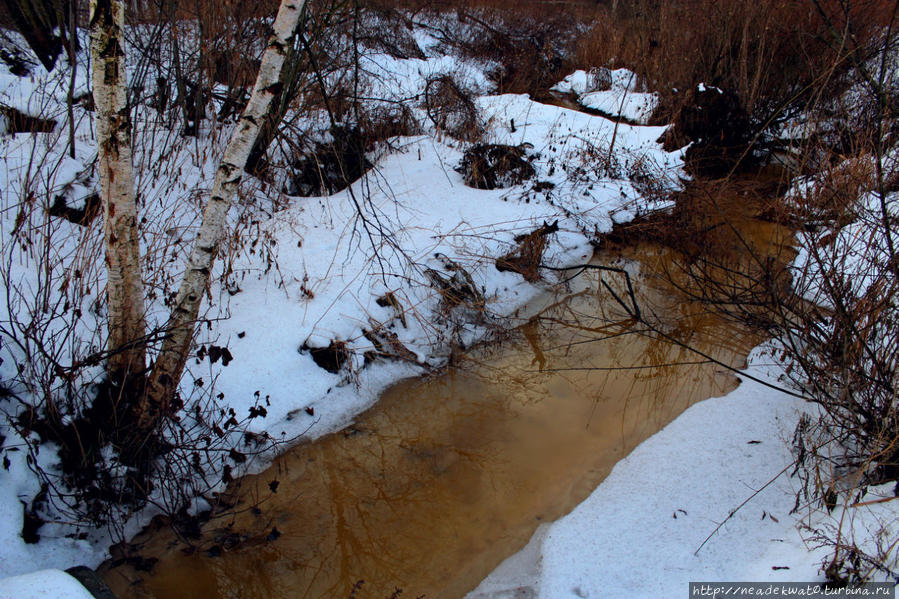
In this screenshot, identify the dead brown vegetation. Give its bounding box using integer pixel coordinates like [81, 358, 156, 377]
[495, 220, 559, 283]
[424, 74, 482, 141]
[458, 143, 536, 189]
[578, 1, 891, 119]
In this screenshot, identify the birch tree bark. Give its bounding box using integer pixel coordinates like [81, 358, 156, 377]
[90, 0, 147, 380]
[143, 0, 306, 425]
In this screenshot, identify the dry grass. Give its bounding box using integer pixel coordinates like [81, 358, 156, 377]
[576, 0, 893, 124]
[424, 74, 483, 141]
[457, 143, 536, 189]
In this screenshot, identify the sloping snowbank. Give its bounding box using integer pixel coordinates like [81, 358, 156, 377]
[185, 94, 682, 441]
[0, 570, 94, 599]
[0, 30, 683, 579]
[579, 90, 659, 125]
[551, 68, 659, 125]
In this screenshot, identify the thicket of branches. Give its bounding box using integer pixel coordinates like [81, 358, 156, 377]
[0, 0, 390, 536]
[0, 0, 532, 539]
[597, 0, 899, 582]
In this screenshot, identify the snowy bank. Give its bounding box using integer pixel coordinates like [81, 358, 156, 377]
[468, 349, 840, 598]
[551, 68, 660, 125]
[0, 21, 683, 581]
[0, 570, 94, 599]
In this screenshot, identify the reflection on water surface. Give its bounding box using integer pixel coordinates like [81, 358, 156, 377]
[103, 244, 764, 599]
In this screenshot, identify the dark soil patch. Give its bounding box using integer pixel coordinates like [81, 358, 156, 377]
[0, 45, 34, 76]
[1, 105, 57, 134]
[20, 484, 48, 544]
[48, 193, 101, 226]
[301, 340, 351, 374]
[661, 86, 759, 177]
[284, 127, 373, 197]
[0, 0, 66, 71]
[458, 143, 536, 190]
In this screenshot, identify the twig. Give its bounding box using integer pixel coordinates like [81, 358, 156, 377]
[530, 359, 712, 373]
[694, 460, 796, 555]
[849, 495, 899, 509]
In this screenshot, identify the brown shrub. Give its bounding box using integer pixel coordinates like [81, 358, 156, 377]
[357, 7, 425, 59]
[457, 143, 536, 189]
[495, 220, 559, 282]
[424, 74, 483, 141]
[1, 104, 57, 134]
[424, 256, 485, 315]
[576, 0, 892, 125]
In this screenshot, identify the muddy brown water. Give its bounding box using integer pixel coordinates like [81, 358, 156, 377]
[102, 193, 791, 599]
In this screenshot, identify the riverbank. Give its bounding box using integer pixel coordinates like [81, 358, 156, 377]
[1, 25, 682, 582]
[469, 347, 831, 598]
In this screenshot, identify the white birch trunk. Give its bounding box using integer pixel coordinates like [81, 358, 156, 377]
[90, 0, 147, 379]
[144, 0, 305, 421]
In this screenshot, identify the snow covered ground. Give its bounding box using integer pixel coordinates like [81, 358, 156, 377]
[470, 348, 899, 598]
[550, 67, 659, 124]
[0, 21, 681, 582]
[468, 350, 819, 598]
[0, 569, 95, 599]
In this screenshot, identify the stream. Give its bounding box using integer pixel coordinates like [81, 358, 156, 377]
[100, 194, 792, 598]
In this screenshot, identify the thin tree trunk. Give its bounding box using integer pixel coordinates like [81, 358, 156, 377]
[144, 0, 306, 425]
[166, 0, 191, 133]
[90, 0, 147, 380]
[66, 0, 78, 159]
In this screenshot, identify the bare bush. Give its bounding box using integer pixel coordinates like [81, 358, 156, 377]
[785, 143, 898, 581]
[576, 0, 896, 163]
[424, 74, 482, 141]
[457, 143, 535, 189]
[650, 68, 896, 596]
